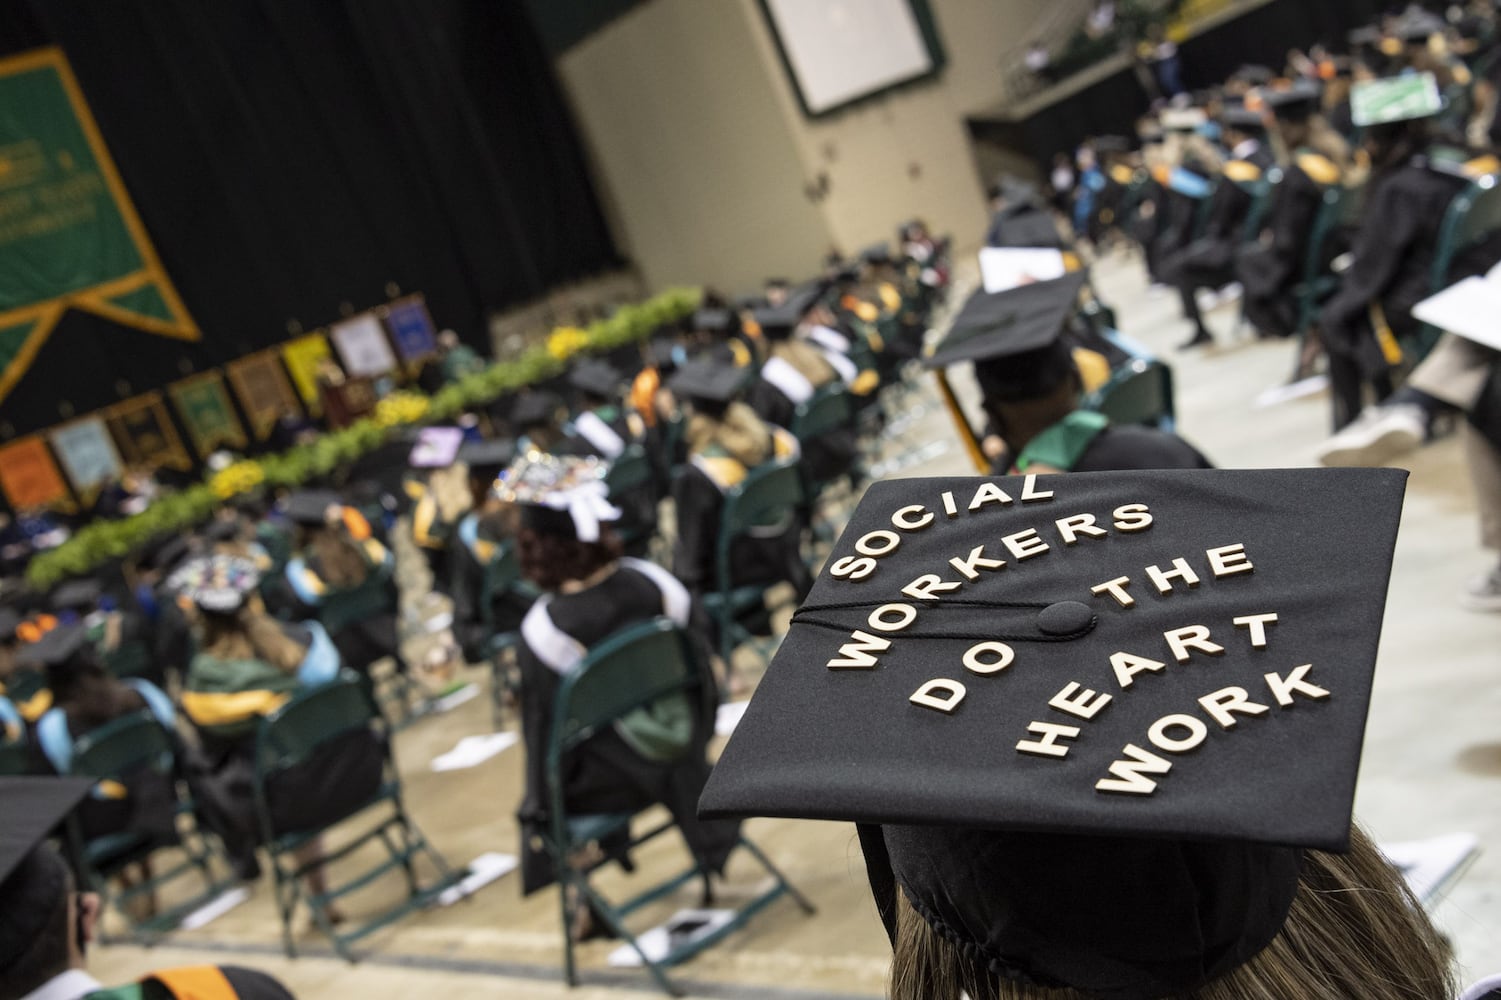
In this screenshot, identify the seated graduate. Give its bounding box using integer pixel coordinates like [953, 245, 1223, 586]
[0, 778, 298, 1000]
[927, 272, 1211, 474]
[1149, 108, 1223, 273]
[746, 283, 860, 487]
[1320, 72, 1501, 430]
[0, 603, 36, 731]
[129, 536, 198, 693]
[400, 427, 472, 590]
[701, 467, 1474, 1000]
[567, 359, 646, 460]
[500, 453, 738, 936]
[27, 624, 180, 918]
[667, 360, 810, 603]
[281, 490, 400, 678]
[1237, 80, 1353, 340]
[512, 390, 591, 457]
[1161, 102, 1276, 349]
[168, 555, 344, 907]
[984, 178, 1067, 250]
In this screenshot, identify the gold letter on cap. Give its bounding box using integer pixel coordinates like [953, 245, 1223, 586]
[1096, 744, 1173, 795]
[910, 679, 967, 713]
[1016, 721, 1080, 758]
[963, 641, 1015, 675]
[1207, 543, 1254, 577]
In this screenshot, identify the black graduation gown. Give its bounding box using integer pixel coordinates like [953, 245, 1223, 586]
[515, 565, 739, 894]
[669, 462, 809, 601]
[1320, 156, 1479, 379]
[1237, 152, 1341, 338]
[985, 202, 1067, 249]
[744, 375, 858, 491]
[1072, 426, 1214, 472]
[1162, 145, 1277, 284]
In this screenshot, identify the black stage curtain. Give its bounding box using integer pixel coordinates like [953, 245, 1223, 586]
[0, 0, 619, 437]
[981, 0, 1389, 173]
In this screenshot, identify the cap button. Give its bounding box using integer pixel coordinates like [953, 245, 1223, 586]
[1038, 601, 1094, 637]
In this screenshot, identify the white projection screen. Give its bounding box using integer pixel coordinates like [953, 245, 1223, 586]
[762, 0, 941, 116]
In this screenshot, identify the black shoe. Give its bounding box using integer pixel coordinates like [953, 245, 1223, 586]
[1178, 329, 1213, 350]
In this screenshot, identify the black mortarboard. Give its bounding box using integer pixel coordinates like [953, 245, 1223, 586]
[647, 336, 683, 372]
[701, 467, 1408, 999]
[456, 438, 516, 476]
[1092, 134, 1133, 153]
[1231, 64, 1275, 86]
[692, 309, 734, 334]
[1264, 80, 1324, 120]
[667, 359, 750, 405]
[283, 489, 345, 527]
[924, 272, 1087, 402]
[860, 242, 893, 265]
[48, 578, 100, 614]
[0, 605, 21, 642]
[754, 282, 823, 334]
[203, 518, 243, 544]
[142, 534, 193, 574]
[17, 621, 89, 670]
[511, 391, 565, 430]
[1392, 8, 1447, 41]
[0, 777, 93, 973]
[1348, 24, 1384, 48]
[1220, 105, 1267, 132]
[568, 359, 623, 399]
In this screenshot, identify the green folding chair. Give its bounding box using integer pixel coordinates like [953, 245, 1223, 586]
[1082, 329, 1177, 433]
[68, 711, 236, 940]
[475, 541, 538, 729]
[1290, 184, 1363, 380]
[701, 458, 805, 669]
[314, 562, 419, 724]
[0, 735, 30, 775]
[252, 673, 463, 961]
[1236, 172, 1278, 245]
[605, 442, 660, 553]
[104, 639, 157, 686]
[544, 618, 813, 996]
[1419, 174, 1501, 360]
[789, 383, 856, 534]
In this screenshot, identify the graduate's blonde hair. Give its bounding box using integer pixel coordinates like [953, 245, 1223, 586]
[889, 824, 1454, 1000]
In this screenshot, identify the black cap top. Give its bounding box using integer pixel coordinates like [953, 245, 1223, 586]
[283, 489, 345, 527]
[0, 605, 22, 642]
[1092, 134, 1133, 153]
[692, 308, 734, 334]
[511, 391, 566, 430]
[0, 777, 93, 971]
[16, 622, 89, 670]
[1221, 105, 1267, 132]
[569, 359, 624, 399]
[48, 578, 100, 614]
[1348, 24, 1384, 47]
[754, 282, 824, 333]
[860, 241, 893, 265]
[924, 271, 1087, 369]
[667, 359, 750, 405]
[700, 467, 1408, 998]
[1231, 64, 1275, 86]
[1263, 80, 1324, 120]
[141, 534, 193, 574]
[1392, 7, 1447, 41]
[456, 438, 517, 475]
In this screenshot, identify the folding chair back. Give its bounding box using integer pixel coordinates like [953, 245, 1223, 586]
[1431, 176, 1501, 292]
[713, 459, 803, 597]
[253, 673, 460, 960]
[104, 639, 157, 685]
[543, 618, 812, 995]
[790, 383, 854, 444]
[605, 443, 655, 497]
[1236, 173, 1277, 244]
[71, 710, 175, 779]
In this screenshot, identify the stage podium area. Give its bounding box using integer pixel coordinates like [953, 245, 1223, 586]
[967, 0, 1371, 179]
[88, 247, 1501, 999]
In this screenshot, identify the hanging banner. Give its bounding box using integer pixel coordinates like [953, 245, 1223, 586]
[103, 392, 191, 471]
[330, 312, 398, 377]
[0, 48, 198, 407]
[0, 436, 71, 510]
[169, 371, 247, 458]
[226, 350, 302, 439]
[281, 332, 332, 414]
[49, 416, 123, 499]
[384, 296, 439, 362]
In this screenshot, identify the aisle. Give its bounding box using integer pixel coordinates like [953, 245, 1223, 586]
[89, 247, 1501, 996]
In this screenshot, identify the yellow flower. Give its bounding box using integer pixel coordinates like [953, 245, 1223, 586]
[210, 461, 265, 500]
[373, 391, 429, 428]
[546, 326, 589, 361]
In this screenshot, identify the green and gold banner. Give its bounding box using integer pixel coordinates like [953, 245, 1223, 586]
[226, 350, 302, 439]
[0, 47, 197, 405]
[0, 435, 71, 511]
[168, 372, 246, 458]
[104, 391, 192, 471]
[49, 416, 122, 501]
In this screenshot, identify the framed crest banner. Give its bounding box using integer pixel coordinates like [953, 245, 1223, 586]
[226, 350, 302, 439]
[168, 371, 246, 457]
[49, 416, 123, 499]
[281, 332, 332, 413]
[384, 296, 439, 362]
[103, 391, 191, 471]
[0, 436, 71, 510]
[330, 312, 398, 377]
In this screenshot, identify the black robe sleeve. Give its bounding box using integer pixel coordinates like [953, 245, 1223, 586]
[1319, 170, 1423, 357]
[670, 467, 724, 596]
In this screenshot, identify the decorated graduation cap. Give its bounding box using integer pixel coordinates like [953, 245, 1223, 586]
[700, 467, 1409, 999]
[1351, 72, 1443, 127]
[283, 489, 345, 527]
[495, 451, 619, 543]
[569, 359, 624, 400]
[667, 359, 751, 407]
[0, 777, 92, 976]
[924, 271, 1088, 403]
[166, 554, 262, 615]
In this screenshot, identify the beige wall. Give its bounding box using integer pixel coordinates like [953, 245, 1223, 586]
[557, 0, 834, 296]
[558, 0, 1065, 293]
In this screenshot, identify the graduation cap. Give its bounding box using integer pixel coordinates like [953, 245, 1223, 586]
[692, 309, 734, 334]
[140, 534, 193, 575]
[860, 242, 893, 265]
[282, 489, 345, 527]
[700, 466, 1409, 999]
[166, 554, 262, 615]
[924, 272, 1088, 402]
[1392, 7, 1448, 42]
[16, 621, 90, 671]
[1220, 105, 1267, 132]
[456, 438, 516, 477]
[1231, 64, 1275, 86]
[666, 359, 751, 407]
[1350, 72, 1443, 127]
[647, 336, 685, 373]
[1347, 24, 1385, 48]
[511, 390, 566, 430]
[568, 359, 624, 400]
[0, 605, 21, 643]
[1263, 80, 1324, 120]
[495, 451, 618, 543]
[408, 426, 466, 469]
[754, 282, 824, 335]
[1091, 135, 1133, 154]
[1159, 107, 1208, 132]
[0, 777, 93, 975]
[48, 578, 100, 614]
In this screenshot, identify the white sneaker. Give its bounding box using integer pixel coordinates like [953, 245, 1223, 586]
[1216, 282, 1243, 305]
[1315, 404, 1427, 467]
[1462, 566, 1501, 613]
[1195, 288, 1218, 311]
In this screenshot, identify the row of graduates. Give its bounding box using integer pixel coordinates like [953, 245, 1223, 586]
[1075, 8, 1501, 436]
